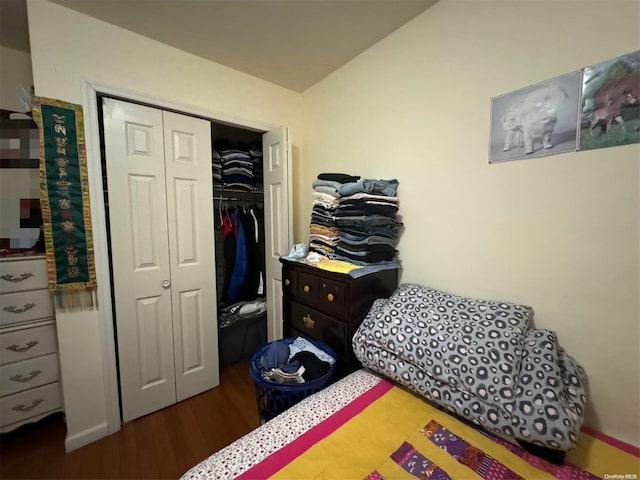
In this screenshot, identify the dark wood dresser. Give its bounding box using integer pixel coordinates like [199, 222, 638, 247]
[281, 258, 398, 378]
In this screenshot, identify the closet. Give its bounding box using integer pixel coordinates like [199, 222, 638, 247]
[211, 123, 266, 365]
[100, 97, 291, 423]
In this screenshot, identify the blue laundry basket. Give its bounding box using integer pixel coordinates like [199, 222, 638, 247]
[249, 337, 336, 423]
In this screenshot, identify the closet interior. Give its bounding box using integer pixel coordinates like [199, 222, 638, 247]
[211, 122, 268, 366]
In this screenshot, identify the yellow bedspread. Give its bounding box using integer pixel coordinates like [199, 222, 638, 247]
[265, 384, 638, 480]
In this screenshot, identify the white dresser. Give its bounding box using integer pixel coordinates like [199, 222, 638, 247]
[0, 255, 63, 433]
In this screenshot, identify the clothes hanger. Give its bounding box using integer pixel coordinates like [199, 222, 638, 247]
[218, 193, 224, 225]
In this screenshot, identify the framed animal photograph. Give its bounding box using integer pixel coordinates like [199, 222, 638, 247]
[489, 71, 583, 164]
[579, 50, 640, 151]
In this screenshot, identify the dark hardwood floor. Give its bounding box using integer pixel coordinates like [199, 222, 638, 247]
[0, 360, 260, 479]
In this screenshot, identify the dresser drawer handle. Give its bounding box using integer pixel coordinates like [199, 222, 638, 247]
[11, 399, 43, 413]
[10, 370, 42, 383]
[303, 314, 314, 329]
[284, 279, 291, 286]
[3, 303, 36, 314]
[6, 341, 39, 353]
[1, 273, 34, 283]
[303, 285, 310, 293]
[327, 293, 335, 302]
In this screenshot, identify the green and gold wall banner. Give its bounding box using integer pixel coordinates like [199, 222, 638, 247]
[32, 97, 97, 310]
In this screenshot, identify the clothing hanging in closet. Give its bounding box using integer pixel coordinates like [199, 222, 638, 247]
[219, 204, 265, 305]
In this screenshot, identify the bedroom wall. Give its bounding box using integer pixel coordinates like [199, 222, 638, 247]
[26, 0, 302, 450]
[0, 46, 33, 113]
[300, 0, 640, 448]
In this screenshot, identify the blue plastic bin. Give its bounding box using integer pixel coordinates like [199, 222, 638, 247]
[249, 337, 336, 422]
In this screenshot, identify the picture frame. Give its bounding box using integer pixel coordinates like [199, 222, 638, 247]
[578, 50, 640, 151]
[489, 71, 583, 164]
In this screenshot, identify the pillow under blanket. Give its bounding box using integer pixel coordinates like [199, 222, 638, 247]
[354, 283, 532, 409]
[352, 283, 588, 451]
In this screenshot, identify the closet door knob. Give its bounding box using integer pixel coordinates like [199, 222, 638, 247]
[327, 293, 334, 302]
[162, 280, 171, 289]
[303, 285, 310, 293]
[284, 279, 290, 286]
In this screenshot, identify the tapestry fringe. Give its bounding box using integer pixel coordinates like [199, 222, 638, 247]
[53, 287, 98, 311]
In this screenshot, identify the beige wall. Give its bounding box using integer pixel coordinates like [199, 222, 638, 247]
[27, 0, 302, 450]
[0, 45, 33, 113]
[300, 0, 639, 447]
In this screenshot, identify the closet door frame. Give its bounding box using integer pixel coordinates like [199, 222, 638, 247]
[81, 79, 290, 436]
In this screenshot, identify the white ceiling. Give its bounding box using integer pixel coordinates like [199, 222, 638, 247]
[1, 0, 438, 92]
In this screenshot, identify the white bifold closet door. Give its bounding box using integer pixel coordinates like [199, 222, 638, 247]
[103, 98, 219, 422]
[263, 127, 293, 342]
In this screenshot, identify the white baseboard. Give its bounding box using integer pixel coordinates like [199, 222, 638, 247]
[65, 422, 109, 452]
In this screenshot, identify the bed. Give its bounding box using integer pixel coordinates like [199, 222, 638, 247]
[181, 369, 637, 480]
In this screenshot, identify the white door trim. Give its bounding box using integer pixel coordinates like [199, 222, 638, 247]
[80, 77, 279, 435]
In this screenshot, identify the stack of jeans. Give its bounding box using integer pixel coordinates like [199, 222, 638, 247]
[308, 175, 402, 264]
[334, 179, 401, 264]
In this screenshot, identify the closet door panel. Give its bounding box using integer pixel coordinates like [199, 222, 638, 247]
[130, 175, 163, 269]
[178, 289, 202, 372]
[263, 126, 292, 342]
[163, 111, 219, 402]
[103, 98, 176, 422]
[174, 179, 197, 264]
[136, 296, 171, 388]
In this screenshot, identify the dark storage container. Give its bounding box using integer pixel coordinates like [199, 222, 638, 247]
[219, 312, 267, 365]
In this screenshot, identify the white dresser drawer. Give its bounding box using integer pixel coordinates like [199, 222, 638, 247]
[0, 324, 58, 366]
[0, 382, 61, 428]
[0, 289, 54, 326]
[0, 257, 48, 294]
[0, 353, 60, 396]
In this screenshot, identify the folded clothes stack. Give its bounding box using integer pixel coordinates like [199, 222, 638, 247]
[212, 139, 263, 191]
[309, 173, 402, 265]
[219, 149, 256, 190]
[258, 337, 335, 384]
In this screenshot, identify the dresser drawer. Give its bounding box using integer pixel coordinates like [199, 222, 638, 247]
[0, 258, 48, 294]
[0, 289, 54, 326]
[297, 272, 319, 306]
[0, 353, 60, 396]
[0, 382, 61, 428]
[285, 301, 347, 358]
[0, 324, 58, 365]
[318, 279, 347, 318]
[282, 267, 298, 300]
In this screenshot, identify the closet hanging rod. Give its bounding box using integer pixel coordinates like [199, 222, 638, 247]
[213, 186, 264, 201]
[215, 196, 264, 203]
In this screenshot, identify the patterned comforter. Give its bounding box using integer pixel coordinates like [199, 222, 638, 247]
[352, 283, 588, 451]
